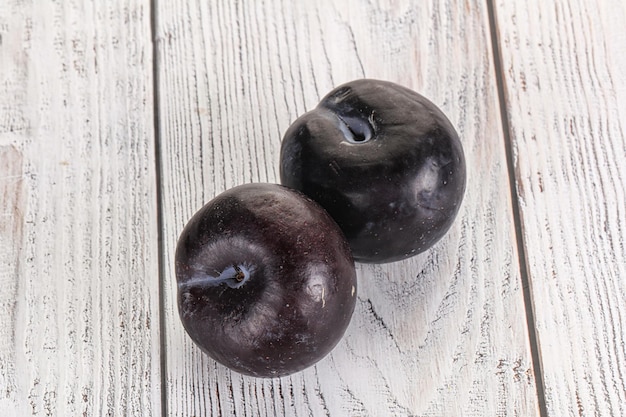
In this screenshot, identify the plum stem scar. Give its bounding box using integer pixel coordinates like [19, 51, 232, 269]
[179, 264, 253, 289]
[234, 265, 245, 282]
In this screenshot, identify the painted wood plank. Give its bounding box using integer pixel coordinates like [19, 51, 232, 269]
[156, 0, 540, 415]
[493, 0, 626, 415]
[0, 1, 161, 415]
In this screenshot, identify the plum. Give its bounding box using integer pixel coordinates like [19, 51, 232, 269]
[175, 183, 357, 377]
[280, 79, 466, 263]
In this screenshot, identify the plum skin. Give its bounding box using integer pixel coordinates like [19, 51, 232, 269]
[280, 79, 467, 263]
[175, 183, 357, 378]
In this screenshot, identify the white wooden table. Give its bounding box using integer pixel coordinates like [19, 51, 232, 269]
[1, 1, 624, 415]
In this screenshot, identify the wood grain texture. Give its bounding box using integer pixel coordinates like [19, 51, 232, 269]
[0, 1, 161, 415]
[156, 0, 540, 415]
[493, 1, 626, 415]
[0, 145, 26, 413]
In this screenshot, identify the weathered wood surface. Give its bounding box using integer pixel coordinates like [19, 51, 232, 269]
[2, 0, 624, 415]
[494, 1, 626, 415]
[0, 1, 161, 416]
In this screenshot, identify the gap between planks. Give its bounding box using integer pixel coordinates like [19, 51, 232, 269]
[149, 0, 170, 416]
[486, 1, 548, 416]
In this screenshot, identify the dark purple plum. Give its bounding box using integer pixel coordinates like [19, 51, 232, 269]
[175, 183, 357, 378]
[280, 79, 466, 263]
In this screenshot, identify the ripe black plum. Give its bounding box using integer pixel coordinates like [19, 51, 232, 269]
[175, 183, 357, 378]
[280, 79, 466, 263]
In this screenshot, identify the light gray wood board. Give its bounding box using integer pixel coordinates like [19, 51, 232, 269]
[494, 0, 626, 415]
[0, 1, 161, 415]
[156, 0, 540, 415]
